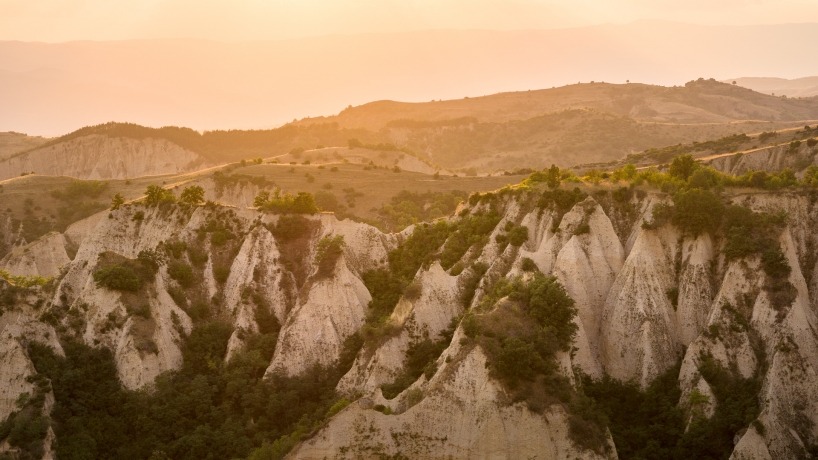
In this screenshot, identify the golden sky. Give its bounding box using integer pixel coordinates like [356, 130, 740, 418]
[2, 0, 818, 42]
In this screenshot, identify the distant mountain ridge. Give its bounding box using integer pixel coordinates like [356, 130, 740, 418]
[727, 76, 818, 98]
[3, 21, 818, 136]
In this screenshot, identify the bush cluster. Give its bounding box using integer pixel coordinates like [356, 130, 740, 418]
[93, 252, 160, 292]
[144, 185, 177, 206]
[377, 190, 467, 231]
[253, 189, 318, 214]
[380, 333, 452, 399]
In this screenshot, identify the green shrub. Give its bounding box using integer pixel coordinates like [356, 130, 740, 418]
[472, 274, 577, 388]
[723, 206, 784, 259]
[459, 262, 489, 307]
[314, 235, 345, 276]
[168, 261, 195, 288]
[672, 189, 720, 233]
[381, 336, 451, 399]
[187, 300, 211, 321]
[521, 257, 538, 272]
[761, 246, 791, 279]
[439, 210, 501, 269]
[187, 247, 208, 267]
[271, 214, 311, 241]
[668, 154, 699, 181]
[507, 225, 529, 246]
[164, 241, 187, 259]
[94, 265, 142, 291]
[376, 190, 467, 232]
[198, 215, 237, 246]
[111, 193, 125, 210]
[314, 190, 345, 214]
[0, 270, 51, 288]
[213, 265, 231, 284]
[180, 185, 205, 205]
[362, 269, 405, 322]
[143, 185, 176, 205]
[126, 303, 151, 319]
[666, 287, 679, 310]
[167, 286, 187, 308]
[670, 188, 724, 236]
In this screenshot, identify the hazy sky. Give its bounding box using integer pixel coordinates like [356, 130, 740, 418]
[2, 0, 818, 42]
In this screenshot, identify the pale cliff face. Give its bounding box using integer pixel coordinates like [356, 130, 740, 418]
[0, 135, 212, 181]
[1, 185, 817, 459]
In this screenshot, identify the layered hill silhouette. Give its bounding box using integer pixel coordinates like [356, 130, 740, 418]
[729, 76, 818, 98]
[3, 21, 818, 136]
[2, 79, 816, 180]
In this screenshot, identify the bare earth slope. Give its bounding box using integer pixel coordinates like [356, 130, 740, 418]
[0, 134, 212, 181]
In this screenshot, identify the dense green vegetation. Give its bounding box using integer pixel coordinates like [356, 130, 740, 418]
[0, 270, 51, 289]
[646, 188, 724, 236]
[619, 154, 804, 193]
[24, 314, 359, 460]
[0, 371, 52, 460]
[582, 365, 685, 460]
[376, 190, 468, 231]
[50, 180, 109, 201]
[582, 353, 765, 460]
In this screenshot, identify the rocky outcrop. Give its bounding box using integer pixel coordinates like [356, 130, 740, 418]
[706, 142, 818, 176]
[0, 214, 25, 259]
[600, 223, 683, 387]
[0, 135, 212, 181]
[337, 261, 461, 395]
[266, 256, 371, 377]
[0, 232, 70, 278]
[63, 210, 107, 250]
[5, 183, 818, 459]
[293, 331, 614, 460]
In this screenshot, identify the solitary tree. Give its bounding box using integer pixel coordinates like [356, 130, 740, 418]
[144, 185, 175, 206]
[110, 193, 125, 210]
[180, 186, 205, 205]
[669, 154, 699, 182]
[545, 164, 561, 189]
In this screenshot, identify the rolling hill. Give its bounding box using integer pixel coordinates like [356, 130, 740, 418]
[728, 76, 818, 98]
[2, 80, 816, 179]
